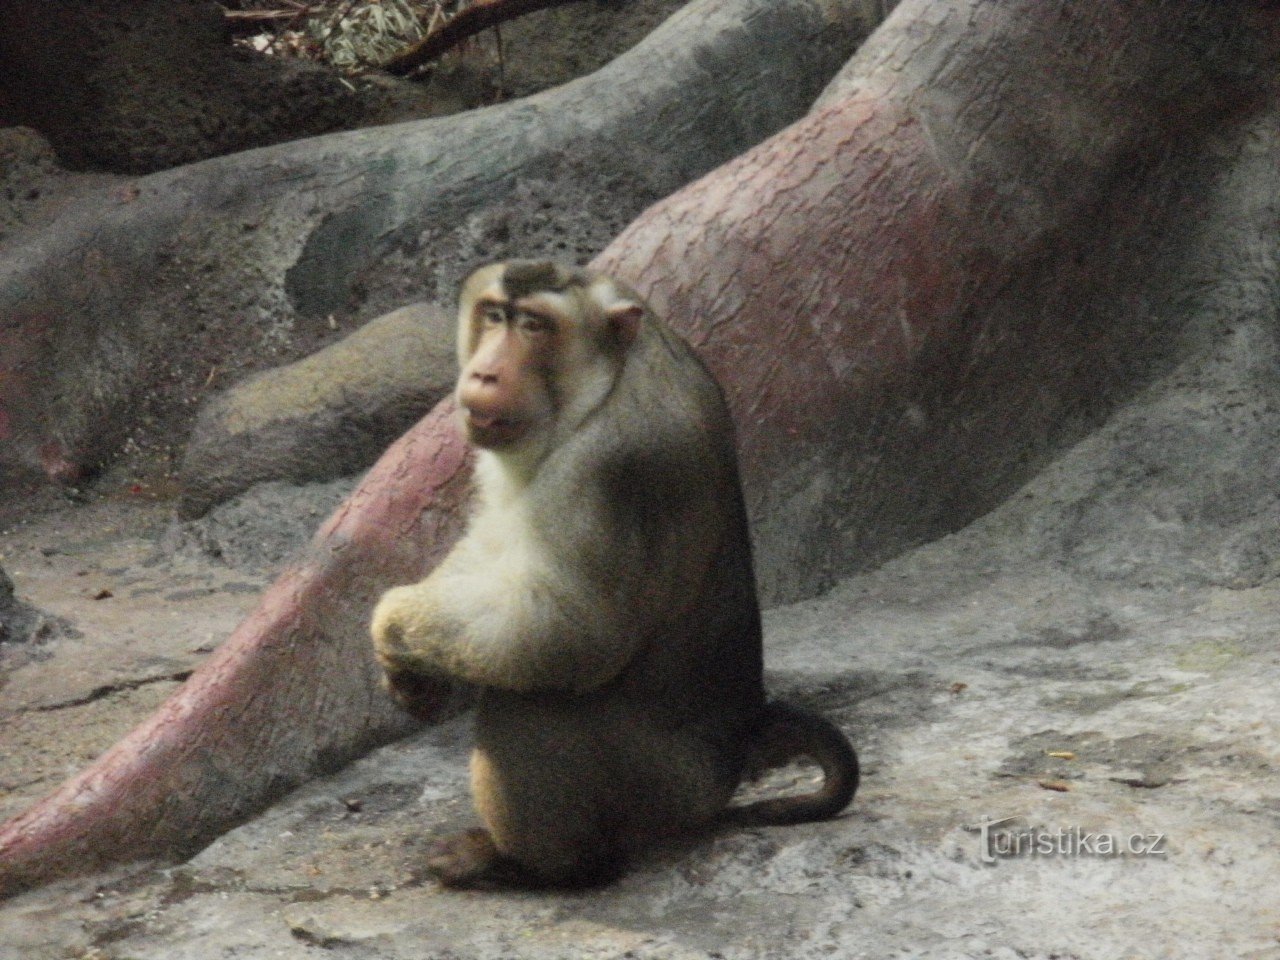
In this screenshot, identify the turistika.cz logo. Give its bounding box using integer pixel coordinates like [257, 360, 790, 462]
[970, 817, 1168, 864]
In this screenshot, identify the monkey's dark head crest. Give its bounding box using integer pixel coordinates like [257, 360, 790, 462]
[500, 260, 586, 301]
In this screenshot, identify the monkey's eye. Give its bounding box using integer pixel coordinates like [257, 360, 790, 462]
[516, 311, 554, 334]
[479, 304, 507, 327]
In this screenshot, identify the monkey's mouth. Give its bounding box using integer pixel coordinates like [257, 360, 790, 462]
[463, 411, 527, 447]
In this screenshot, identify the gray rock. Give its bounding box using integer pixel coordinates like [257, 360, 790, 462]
[0, 0, 363, 174]
[171, 476, 359, 576]
[0, 0, 877, 490]
[178, 303, 455, 519]
[0, 564, 70, 650]
[0, 565, 37, 646]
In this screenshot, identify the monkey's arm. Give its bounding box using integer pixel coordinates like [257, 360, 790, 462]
[370, 557, 653, 695]
[371, 442, 724, 695]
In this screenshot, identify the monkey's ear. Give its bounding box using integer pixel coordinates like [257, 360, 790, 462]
[606, 302, 643, 348]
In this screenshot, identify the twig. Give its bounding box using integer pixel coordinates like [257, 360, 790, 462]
[224, 9, 300, 21]
[425, 1, 447, 33]
[494, 22, 505, 98]
[321, 0, 365, 44]
[223, 3, 315, 58]
[381, 0, 583, 76]
[222, 1, 310, 21]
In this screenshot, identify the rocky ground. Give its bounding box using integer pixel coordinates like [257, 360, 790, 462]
[2, 284, 1279, 958]
[2, 5, 1278, 953]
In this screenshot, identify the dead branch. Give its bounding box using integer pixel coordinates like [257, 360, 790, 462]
[223, 5, 312, 22]
[381, 0, 582, 75]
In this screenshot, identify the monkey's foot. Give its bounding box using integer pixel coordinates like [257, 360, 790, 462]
[424, 828, 625, 890]
[425, 828, 530, 889]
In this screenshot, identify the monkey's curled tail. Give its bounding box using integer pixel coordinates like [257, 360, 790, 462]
[728, 701, 859, 827]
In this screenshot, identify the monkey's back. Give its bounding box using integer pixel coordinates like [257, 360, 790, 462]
[498, 313, 768, 802]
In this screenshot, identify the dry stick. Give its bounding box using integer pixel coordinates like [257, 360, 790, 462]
[222, 1, 311, 22]
[425, 1, 446, 34]
[223, 9, 304, 21]
[221, 5, 317, 57]
[321, 0, 364, 43]
[274, 4, 317, 56]
[494, 22, 505, 99]
[382, 0, 582, 75]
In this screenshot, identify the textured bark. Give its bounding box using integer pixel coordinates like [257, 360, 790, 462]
[2, 0, 1278, 896]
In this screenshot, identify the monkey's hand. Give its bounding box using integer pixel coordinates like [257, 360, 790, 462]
[371, 585, 456, 718]
[380, 666, 450, 721]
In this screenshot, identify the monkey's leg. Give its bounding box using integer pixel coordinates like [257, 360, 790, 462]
[460, 691, 635, 888]
[459, 743, 626, 889]
[613, 726, 740, 844]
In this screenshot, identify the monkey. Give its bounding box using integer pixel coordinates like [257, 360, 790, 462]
[370, 260, 858, 889]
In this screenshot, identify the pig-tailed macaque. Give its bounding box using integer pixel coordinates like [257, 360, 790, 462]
[371, 261, 858, 888]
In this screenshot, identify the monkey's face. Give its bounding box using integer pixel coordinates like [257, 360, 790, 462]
[455, 262, 644, 456]
[457, 296, 556, 449]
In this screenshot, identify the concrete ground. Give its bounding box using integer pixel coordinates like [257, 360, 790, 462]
[2, 295, 1279, 958]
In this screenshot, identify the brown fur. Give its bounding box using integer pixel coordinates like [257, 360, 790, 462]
[371, 261, 858, 888]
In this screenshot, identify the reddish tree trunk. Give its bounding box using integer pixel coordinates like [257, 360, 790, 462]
[1, 0, 1277, 896]
[602, 0, 1280, 600]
